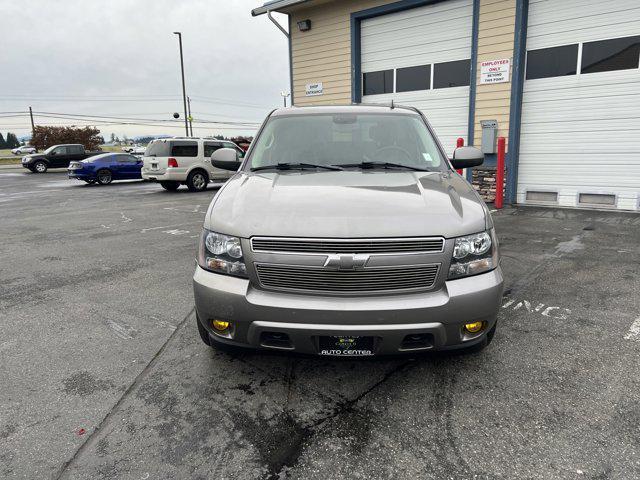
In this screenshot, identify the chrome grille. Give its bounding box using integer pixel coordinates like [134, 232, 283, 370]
[255, 264, 440, 293]
[251, 237, 444, 254]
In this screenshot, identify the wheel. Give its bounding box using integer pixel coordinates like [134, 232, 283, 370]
[186, 170, 208, 192]
[96, 169, 112, 185]
[33, 160, 47, 173]
[160, 181, 180, 191]
[83, 179, 96, 185]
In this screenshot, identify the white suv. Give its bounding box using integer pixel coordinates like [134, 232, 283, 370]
[141, 137, 245, 191]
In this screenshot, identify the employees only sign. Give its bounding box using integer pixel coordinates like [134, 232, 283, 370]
[480, 59, 511, 84]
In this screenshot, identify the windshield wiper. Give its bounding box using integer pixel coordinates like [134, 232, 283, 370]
[337, 161, 429, 172]
[250, 162, 343, 172]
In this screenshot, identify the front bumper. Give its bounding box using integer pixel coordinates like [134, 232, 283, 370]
[193, 266, 504, 355]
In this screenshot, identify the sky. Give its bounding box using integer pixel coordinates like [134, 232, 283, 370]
[0, 0, 290, 140]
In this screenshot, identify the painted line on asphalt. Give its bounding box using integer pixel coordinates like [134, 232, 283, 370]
[624, 317, 640, 342]
[502, 297, 571, 320]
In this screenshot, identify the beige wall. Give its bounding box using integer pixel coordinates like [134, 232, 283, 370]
[285, 0, 517, 145]
[288, 0, 388, 105]
[474, 0, 516, 147]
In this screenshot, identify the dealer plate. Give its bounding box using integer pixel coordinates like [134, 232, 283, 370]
[318, 336, 374, 356]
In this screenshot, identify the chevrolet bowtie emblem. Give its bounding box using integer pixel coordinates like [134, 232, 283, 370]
[323, 254, 370, 271]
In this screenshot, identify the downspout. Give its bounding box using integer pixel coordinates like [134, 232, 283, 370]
[267, 11, 294, 106]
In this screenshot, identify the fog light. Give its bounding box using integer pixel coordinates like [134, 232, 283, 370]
[212, 319, 230, 331]
[464, 321, 485, 334]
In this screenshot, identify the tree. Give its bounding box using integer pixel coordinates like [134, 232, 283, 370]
[0, 133, 6, 149]
[5, 133, 20, 148]
[31, 126, 103, 151]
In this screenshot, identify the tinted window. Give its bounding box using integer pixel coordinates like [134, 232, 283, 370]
[582, 35, 640, 74]
[434, 59, 471, 88]
[204, 142, 223, 157]
[396, 65, 430, 92]
[117, 155, 139, 163]
[170, 142, 198, 157]
[54, 146, 68, 155]
[526, 44, 578, 80]
[363, 70, 393, 95]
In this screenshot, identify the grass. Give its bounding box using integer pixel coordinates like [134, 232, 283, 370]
[0, 158, 22, 165]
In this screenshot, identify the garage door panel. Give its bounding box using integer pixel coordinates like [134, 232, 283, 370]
[518, 0, 640, 210]
[361, 0, 472, 156]
[527, 0, 640, 49]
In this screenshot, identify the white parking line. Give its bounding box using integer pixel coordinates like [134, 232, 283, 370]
[624, 317, 640, 342]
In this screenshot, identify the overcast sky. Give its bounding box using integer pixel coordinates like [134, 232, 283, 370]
[0, 0, 289, 140]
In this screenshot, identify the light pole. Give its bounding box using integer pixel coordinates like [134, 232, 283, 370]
[187, 96, 194, 137]
[281, 91, 290, 108]
[173, 32, 189, 136]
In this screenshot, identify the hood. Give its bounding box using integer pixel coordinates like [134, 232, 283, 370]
[24, 153, 45, 161]
[205, 170, 488, 239]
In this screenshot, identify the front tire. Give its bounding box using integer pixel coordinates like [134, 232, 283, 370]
[96, 169, 112, 185]
[186, 170, 208, 192]
[33, 161, 47, 173]
[160, 181, 180, 191]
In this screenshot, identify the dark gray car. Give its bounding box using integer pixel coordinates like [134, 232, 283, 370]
[193, 105, 503, 356]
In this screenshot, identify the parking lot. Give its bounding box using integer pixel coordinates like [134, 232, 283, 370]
[1, 169, 639, 479]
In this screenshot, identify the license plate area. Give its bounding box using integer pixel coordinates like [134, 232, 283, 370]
[318, 335, 376, 356]
[151, 163, 158, 170]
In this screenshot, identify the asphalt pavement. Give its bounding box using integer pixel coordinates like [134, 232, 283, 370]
[1, 171, 639, 479]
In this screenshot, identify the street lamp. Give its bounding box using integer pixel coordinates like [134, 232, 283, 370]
[173, 32, 189, 136]
[281, 91, 290, 108]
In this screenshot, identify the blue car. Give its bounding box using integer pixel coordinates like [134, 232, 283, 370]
[68, 153, 143, 185]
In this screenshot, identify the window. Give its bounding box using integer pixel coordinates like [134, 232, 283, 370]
[170, 142, 198, 157]
[526, 44, 578, 80]
[117, 155, 139, 163]
[433, 59, 471, 88]
[581, 35, 640, 74]
[363, 69, 393, 95]
[396, 65, 430, 92]
[204, 142, 223, 157]
[53, 146, 68, 155]
[248, 113, 446, 171]
[69, 145, 84, 154]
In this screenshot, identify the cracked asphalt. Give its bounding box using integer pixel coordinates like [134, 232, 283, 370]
[1, 169, 639, 479]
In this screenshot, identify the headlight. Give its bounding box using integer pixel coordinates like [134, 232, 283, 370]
[448, 230, 498, 279]
[197, 230, 248, 278]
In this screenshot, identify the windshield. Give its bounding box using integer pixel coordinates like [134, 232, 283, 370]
[43, 145, 57, 154]
[247, 113, 447, 171]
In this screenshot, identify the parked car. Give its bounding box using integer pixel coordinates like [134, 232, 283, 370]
[22, 144, 101, 173]
[193, 105, 503, 356]
[141, 137, 244, 192]
[12, 145, 37, 155]
[68, 153, 143, 185]
[131, 145, 146, 156]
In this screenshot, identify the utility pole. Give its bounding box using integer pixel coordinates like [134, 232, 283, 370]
[173, 32, 189, 136]
[29, 106, 35, 137]
[187, 96, 193, 137]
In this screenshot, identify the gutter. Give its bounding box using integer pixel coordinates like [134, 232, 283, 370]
[251, 0, 310, 16]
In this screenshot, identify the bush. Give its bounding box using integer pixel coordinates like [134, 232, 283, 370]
[31, 126, 103, 151]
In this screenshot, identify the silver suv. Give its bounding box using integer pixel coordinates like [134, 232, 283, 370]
[193, 105, 503, 356]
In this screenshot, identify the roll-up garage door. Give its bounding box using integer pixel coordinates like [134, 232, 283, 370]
[518, 0, 640, 210]
[360, 0, 473, 155]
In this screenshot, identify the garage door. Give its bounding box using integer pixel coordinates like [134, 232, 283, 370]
[360, 0, 473, 155]
[518, 0, 640, 210]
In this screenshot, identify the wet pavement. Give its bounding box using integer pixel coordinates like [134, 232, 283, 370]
[1, 171, 639, 479]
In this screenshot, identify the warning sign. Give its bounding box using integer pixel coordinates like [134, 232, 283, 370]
[480, 58, 511, 84]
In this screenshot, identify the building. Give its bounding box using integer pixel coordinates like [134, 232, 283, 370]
[252, 0, 640, 211]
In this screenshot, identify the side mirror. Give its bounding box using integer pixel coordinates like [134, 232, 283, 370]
[450, 146, 484, 169]
[211, 148, 242, 171]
